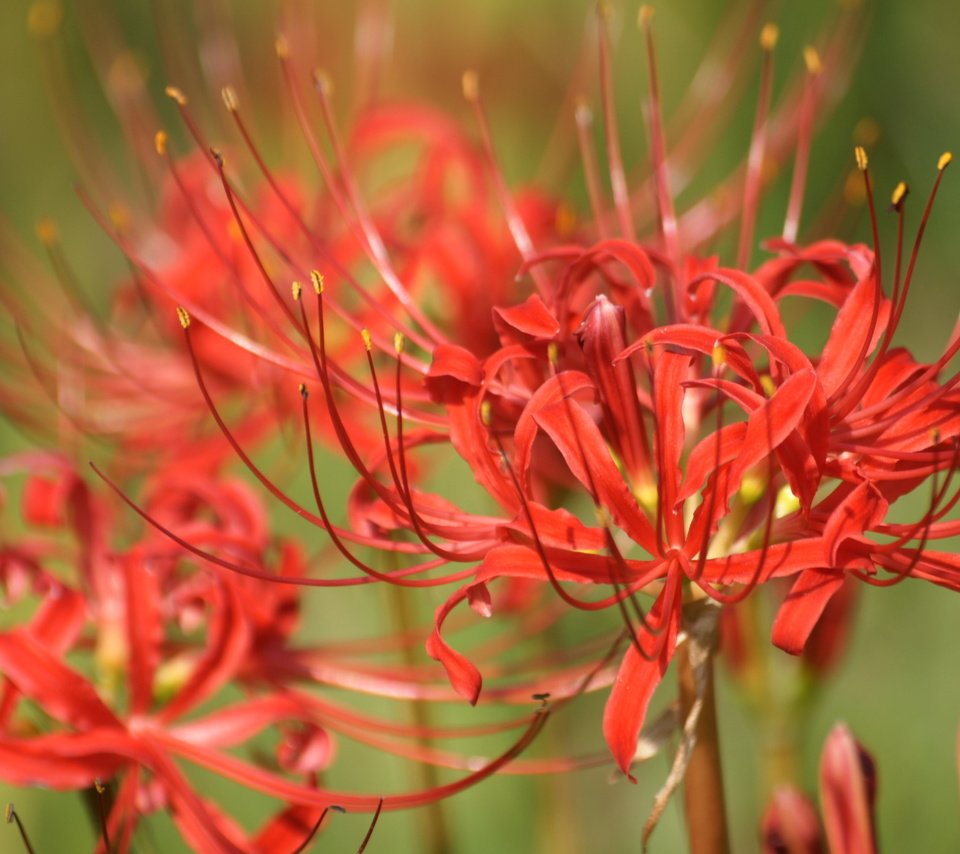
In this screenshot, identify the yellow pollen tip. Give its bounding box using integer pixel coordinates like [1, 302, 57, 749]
[760, 374, 776, 398]
[637, 5, 655, 27]
[711, 342, 727, 368]
[546, 342, 560, 367]
[760, 24, 779, 52]
[35, 217, 58, 246]
[108, 202, 130, 232]
[394, 332, 405, 354]
[94, 779, 106, 795]
[462, 70, 479, 102]
[310, 270, 324, 294]
[291, 281, 302, 301]
[154, 130, 167, 156]
[275, 34, 290, 59]
[221, 85, 238, 112]
[361, 329, 373, 352]
[555, 202, 576, 237]
[803, 46, 822, 75]
[854, 145, 869, 172]
[298, 382, 307, 397]
[27, 1, 62, 37]
[938, 151, 953, 171]
[164, 85, 187, 105]
[479, 399, 492, 427]
[176, 306, 191, 329]
[891, 181, 909, 207]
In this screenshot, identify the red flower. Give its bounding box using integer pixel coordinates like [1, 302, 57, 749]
[125, 6, 960, 790]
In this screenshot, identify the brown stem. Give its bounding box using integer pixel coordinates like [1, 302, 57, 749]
[678, 612, 730, 854]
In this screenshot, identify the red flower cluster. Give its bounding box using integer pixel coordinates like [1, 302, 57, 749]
[2, 1, 958, 850]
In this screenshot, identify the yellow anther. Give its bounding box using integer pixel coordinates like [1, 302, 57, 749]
[547, 342, 560, 368]
[854, 145, 868, 172]
[154, 130, 168, 156]
[803, 46, 822, 75]
[35, 218, 58, 246]
[310, 270, 324, 294]
[108, 202, 130, 233]
[461, 70, 479, 102]
[361, 329, 373, 352]
[891, 181, 909, 207]
[291, 280, 302, 301]
[760, 23, 779, 52]
[164, 85, 187, 106]
[637, 5, 655, 27]
[555, 202, 576, 237]
[27, 1, 62, 38]
[94, 779, 106, 795]
[760, 374, 776, 398]
[275, 34, 290, 59]
[711, 342, 727, 369]
[938, 151, 953, 171]
[221, 85, 239, 112]
[176, 306, 191, 329]
[479, 399, 492, 427]
[394, 332, 405, 354]
[298, 382, 307, 397]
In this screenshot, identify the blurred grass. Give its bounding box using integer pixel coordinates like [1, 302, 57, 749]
[1, 0, 959, 851]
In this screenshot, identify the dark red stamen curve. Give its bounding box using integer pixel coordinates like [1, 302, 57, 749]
[356, 797, 384, 853]
[225, 90, 435, 353]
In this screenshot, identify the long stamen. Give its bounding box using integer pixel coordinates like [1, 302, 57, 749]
[312, 71, 448, 345]
[825, 147, 883, 411]
[596, 4, 637, 242]
[639, 6, 681, 314]
[834, 153, 952, 420]
[781, 46, 822, 243]
[357, 798, 385, 853]
[461, 71, 552, 299]
[736, 24, 778, 270]
[291, 807, 337, 854]
[4, 804, 36, 854]
[93, 778, 112, 854]
[226, 77, 434, 352]
[211, 149, 306, 333]
[574, 98, 611, 239]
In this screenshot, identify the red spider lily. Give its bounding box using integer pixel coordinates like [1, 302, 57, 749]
[118, 5, 960, 795]
[0, 455, 550, 852]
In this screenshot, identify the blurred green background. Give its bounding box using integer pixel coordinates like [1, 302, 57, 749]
[1, 0, 958, 851]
